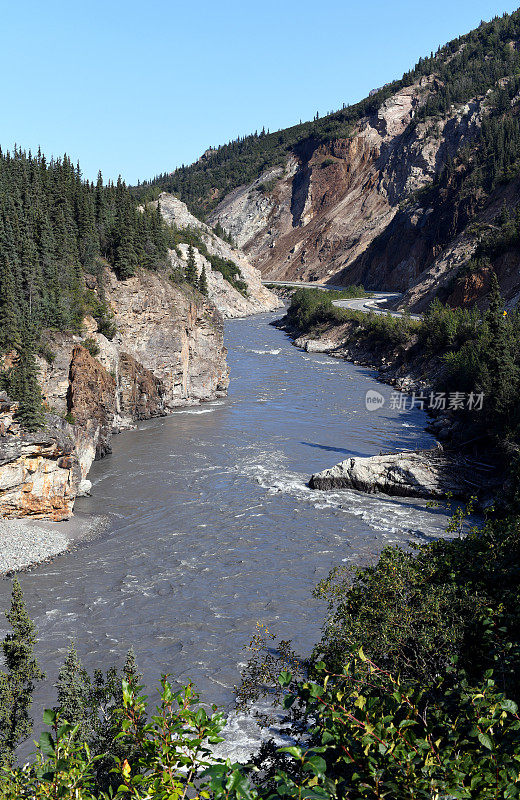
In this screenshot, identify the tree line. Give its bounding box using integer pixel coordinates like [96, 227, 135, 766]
[0, 147, 185, 430]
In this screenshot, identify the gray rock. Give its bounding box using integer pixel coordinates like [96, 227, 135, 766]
[305, 339, 336, 353]
[77, 479, 92, 497]
[309, 448, 466, 499]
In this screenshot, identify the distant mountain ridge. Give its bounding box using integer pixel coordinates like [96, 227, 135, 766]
[146, 8, 520, 310]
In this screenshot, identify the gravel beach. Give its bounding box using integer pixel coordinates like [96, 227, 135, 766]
[0, 515, 106, 575]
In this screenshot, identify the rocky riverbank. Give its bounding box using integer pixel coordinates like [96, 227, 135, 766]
[0, 514, 108, 575]
[275, 315, 500, 502]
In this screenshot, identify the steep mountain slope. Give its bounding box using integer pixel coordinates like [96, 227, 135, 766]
[148, 8, 520, 310]
[209, 80, 481, 290]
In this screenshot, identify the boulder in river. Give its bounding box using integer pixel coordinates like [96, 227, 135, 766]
[294, 336, 336, 353]
[309, 447, 468, 499]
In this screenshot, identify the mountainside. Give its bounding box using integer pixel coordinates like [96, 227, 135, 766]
[149, 9, 520, 311]
[156, 193, 281, 317]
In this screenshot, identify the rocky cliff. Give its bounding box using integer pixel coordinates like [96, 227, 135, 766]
[157, 193, 282, 318]
[0, 394, 81, 520]
[208, 79, 490, 307]
[1, 269, 229, 519]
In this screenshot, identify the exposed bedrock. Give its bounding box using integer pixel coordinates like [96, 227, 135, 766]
[309, 448, 468, 499]
[1, 269, 230, 519]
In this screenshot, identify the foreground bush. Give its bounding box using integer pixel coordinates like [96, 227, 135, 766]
[2, 657, 520, 799]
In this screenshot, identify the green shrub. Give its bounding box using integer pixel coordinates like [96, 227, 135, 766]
[81, 338, 100, 358]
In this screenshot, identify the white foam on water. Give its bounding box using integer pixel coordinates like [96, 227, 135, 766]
[248, 349, 281, 355]
[237, 450, 451, 540]
[213, 701, 298, 763]
[173, 408, 216, 415]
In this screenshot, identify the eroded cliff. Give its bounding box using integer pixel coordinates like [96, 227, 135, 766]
[0, 270, 229, 519]
[157, 193, 282, 318]
[209, 79, 486, 301]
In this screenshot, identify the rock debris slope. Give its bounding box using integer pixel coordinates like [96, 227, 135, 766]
[157, 193, 281, 318]
[209, 79, 484, 304]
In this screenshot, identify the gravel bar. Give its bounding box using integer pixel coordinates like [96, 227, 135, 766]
[0, 515, 107, 576]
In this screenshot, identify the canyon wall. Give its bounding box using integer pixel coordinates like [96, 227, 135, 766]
[0, 270, 229, 520]
[0, 200, 284, 520]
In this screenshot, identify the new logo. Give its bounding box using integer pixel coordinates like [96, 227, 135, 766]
[365, 390, 385, 412]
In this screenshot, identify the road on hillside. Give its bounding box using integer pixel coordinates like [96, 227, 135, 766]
[263, 281, 423, 321]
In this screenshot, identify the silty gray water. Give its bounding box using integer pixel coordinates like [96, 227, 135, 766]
[0, 312, 452, 755]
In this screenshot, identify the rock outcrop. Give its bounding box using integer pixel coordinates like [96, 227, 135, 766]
[157, 193, 282, 318]
[309, 448, 467, 499]
[0, 394, 80, 520]
[1, 268, 230, 519]
[208, 80, 499, 306]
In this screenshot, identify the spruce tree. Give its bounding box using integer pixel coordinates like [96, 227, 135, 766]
[0, 579, 44, 767]
[115, 234, 138, 279]
[198, 264, 209, 296]
[185, 244, 198, 285]
[55, 642, 89, 735]
[0, 258, 20, 352]
[8, 332, 45, 431]
[486, 272, 519, 419]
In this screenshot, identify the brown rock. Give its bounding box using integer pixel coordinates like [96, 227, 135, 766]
[68, 345, 117, 458]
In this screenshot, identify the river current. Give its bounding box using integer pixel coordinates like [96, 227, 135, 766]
[0, 312, 453, 757]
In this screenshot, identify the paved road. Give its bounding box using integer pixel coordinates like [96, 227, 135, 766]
[263, 281, 422, 321]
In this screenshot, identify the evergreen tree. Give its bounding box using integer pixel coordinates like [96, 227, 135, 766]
[55, 642, 89, 735]
[198, 264, 209, 296]
[115, 234, 138, 279]
[122, 647, 139, 684]
[7, 332, 45, 431]
[486, 273, 519, 420]
[0, 258, 20, 352]
[185, 244, 198, 285]
[0, 579, 44, 767]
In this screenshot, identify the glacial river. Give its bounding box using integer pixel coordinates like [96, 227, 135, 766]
[0, 311, 453, 757]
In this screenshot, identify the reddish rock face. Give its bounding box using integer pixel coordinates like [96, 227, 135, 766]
[446, 268, 492, 308]
[68, 345, 117, 458]
[118, 352, 164, 420]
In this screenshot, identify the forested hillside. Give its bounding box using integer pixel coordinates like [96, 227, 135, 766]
[142, 9, 520, 219]
[0, 147, 171, 351]
[0, 148, 175, 428]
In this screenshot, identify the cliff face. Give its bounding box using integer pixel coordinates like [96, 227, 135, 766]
[1, 270, 229, 519]
[0, 394, 80, 520]
[157, 193, 282, 318]
[209, 80, 491, 304]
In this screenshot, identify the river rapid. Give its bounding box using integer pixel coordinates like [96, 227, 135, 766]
[0, 312, 453, 758]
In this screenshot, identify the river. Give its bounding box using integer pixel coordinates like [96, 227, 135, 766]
[0, 311, 453, 757]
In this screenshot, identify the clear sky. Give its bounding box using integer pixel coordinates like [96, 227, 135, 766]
[2, 0, 519, 184]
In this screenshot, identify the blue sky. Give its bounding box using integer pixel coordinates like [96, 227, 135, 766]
[2, 0, 519, 184]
